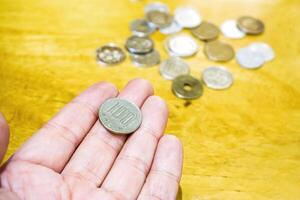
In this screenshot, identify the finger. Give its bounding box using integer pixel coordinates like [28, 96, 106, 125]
[138, 135, 183, 200]
[12, 82, 118, 172]
[98, 96, 168, 200]
[0, 113, 9, 164]
[0, 189, 20, 200]
[62, 79, 154, 188]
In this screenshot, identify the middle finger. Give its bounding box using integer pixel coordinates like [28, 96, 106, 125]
[62, 79, 153, 188]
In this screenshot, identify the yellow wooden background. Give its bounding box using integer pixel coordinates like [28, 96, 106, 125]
[0, 0, 300, 199]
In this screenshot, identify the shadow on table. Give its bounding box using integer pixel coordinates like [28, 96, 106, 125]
[177, 185, 182, 200]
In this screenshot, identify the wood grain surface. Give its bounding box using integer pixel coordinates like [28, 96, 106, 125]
[0, 0, 299, 199]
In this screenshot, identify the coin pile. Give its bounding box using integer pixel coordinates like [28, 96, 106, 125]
[125, 35, 161, 67]
[95, 2, 275, 100]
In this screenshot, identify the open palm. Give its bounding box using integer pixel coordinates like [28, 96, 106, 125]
[0, 79, 183, 200]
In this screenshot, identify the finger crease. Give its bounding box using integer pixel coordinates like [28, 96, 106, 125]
[150, 169, 180, 183]
[70, 100, 98, 117]
[63, 171, 96, 187]
[118, 155, 149, 175]
[100, 187, 127, 200]
[141, 194, 163, 200]
[138, 125, 160, 142]
[94, 132, 122, 155]
[44, 122, 80, 147]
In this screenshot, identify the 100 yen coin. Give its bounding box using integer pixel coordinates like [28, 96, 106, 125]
[99, 98, 142, 134]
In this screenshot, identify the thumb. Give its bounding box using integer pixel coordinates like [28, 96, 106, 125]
[0, 113, 9, 164]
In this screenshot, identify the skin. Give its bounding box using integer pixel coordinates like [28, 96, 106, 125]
[0, 79, 183, 200]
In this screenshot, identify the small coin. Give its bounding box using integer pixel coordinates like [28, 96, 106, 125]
[220, 19, 245, 39]
[236, 47, 265, 69]
[130, 19, 156, 37]
[191, 21, 219, 41]
[174, 7, 202, 28]
[125, 35, 154, 54]
[96, 44, 126, 66]
[130, 50, 160, 67]
[144, 2, 169, 14]
[248, 42, 275, 62]
[160, 21, 183, 35]
[99, 98, 142, 134]
[160, 57, 190, 80]
[166, 35, 199, 57]
[202, 66, 233, 90]
[172, 75, 203, 100]
[146, 10, 173, 28]
[237, 16, 264, 35]
[204, 40, 234, 62]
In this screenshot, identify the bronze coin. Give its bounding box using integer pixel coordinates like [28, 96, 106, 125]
[172, 75, 203, 100]
[204, 40, 234, 62]
[146, 10, 173, 28]
[237, 16, 265, 35]
[191, 21, 219, 41]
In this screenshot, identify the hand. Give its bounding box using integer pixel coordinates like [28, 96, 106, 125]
[0, 79, 183, 200]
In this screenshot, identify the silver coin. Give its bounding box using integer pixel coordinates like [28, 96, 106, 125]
[99, 98, 142, 134]
[96, 44, 126, 66]
[159, 57, 190, 80]
[236, 47, 265, 69]
[165, 35, 199, 57]
[174, 7, 202, 28]
[220, 20, 245, 39]
[160, 21, 183, 35]
[130, 50, 160, 67]
[202, 66, 233, 90]
[130, 19, 156, 37]
[125, 35, 154, 54]
[144, 2, 169, 14]
[248, 42, 275, 62]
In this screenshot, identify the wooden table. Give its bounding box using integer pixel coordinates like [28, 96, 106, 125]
[0, 0, 299, 199]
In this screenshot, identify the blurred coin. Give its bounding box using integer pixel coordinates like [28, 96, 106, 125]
[202, 66, 233, 90]
[125, 35, 154, 54]
[204, 40, 234, 62]
[191, 21, 219, 41]
[99, 98, 142, 134]
[160, 21, 183, 35]
[248, 42, 275, 62]
[220, 19, 245, 39]
[130, 50, 160, 67]
[146, 10, 173, 28]
[236, 47, 265, 69]
[160, 57, 190, 80]
[166, 35, 199, 57]
[130, 19, 156, 37]
[144, 2, 169, 13]
[172, 75, 203, 100]
[96, 44, 126, 66]
[174, 7, 202, 28]
[237, 16, 264, 35]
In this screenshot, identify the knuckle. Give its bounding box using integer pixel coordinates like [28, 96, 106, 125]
[93, 82, 118, 93]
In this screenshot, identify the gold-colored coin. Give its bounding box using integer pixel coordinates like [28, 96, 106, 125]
[146, 10, 173, 28]
[237, 16, 264, 35]
[191, 21, 219, 41]
[204, 40, 234, 62]
[172, 75, 203, 100]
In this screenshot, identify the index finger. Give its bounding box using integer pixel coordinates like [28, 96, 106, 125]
[12, 82, 118, 172]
